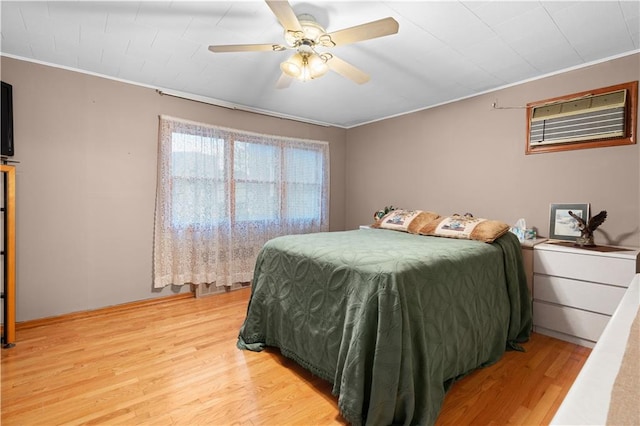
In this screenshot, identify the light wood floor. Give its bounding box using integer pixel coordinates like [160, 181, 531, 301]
[1, 288, 590, 425]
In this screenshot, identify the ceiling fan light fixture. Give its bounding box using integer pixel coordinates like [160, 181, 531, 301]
[281, 52, 328, 82]
[280, 52, 304, 78]
[307, 53, 329, 79]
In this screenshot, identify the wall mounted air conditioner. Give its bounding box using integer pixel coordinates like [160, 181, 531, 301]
[525, 81, 637, 155]
[529, 89, 626, 146]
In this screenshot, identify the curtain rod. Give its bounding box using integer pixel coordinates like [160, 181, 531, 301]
[156, 89, 333, 128]
[158, 114, 329, 146]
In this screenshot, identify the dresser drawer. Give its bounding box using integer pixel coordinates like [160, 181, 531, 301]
[533, 275, 626, 315]
[533, 249, 636, 287]
[533, 301, 609, 342]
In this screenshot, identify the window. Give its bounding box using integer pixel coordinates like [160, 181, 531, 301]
[233, 141, 280, 222]
[169, 132, 327, 227]
[171, 133, 228, 227]
[154, 116, 329, 289]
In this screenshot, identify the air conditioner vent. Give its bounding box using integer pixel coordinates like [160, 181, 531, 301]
[529, 89, 627, 146]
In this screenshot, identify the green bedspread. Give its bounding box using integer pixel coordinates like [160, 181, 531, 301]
[238, 229, 532, 425]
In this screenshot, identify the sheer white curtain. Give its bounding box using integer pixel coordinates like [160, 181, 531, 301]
[153, 116, 329, 289]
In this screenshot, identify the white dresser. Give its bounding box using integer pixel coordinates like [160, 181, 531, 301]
[532, 241, 639, 347]
[520, 238, 548, 295]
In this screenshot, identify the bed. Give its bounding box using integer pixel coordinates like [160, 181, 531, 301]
[237, 227, 532, 425]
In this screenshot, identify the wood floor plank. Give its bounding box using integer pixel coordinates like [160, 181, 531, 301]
[1, 288, 589, 425]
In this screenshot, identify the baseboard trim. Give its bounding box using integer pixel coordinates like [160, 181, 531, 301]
[13, 292, 195, 331]
[192, 281, 251, 297]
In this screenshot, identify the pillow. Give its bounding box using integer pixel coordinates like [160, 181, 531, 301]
[418, 214, 510, 243]
[372, 209, 440, 234]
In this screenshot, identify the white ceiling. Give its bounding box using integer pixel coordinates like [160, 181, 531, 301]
[1, 1, 639, 128]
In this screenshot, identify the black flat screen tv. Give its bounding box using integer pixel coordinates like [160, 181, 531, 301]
[1, 81, 14, 157]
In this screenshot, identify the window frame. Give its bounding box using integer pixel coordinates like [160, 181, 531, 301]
[169, 127, 328, 230]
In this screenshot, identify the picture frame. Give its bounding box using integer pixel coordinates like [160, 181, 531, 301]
[549, 203, 590, 241]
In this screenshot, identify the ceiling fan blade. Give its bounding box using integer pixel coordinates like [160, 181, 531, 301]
[326, 17, 399, 47]
[276, 73, 293, 89]
[208, 44, 284, 53]
[327, 56, 370, 84]
[265, 0, 302, 31]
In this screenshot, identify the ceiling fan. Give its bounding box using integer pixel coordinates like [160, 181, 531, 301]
[208, 1, 399, 88]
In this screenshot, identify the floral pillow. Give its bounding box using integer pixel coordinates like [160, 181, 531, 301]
[419, 214, 510, 243]
[372, 209, 440, 234]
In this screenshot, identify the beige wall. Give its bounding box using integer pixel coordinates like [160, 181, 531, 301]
[2, 53, 639, 322]
[1, 56, 346, 322]
[346, 53, 640, 249]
